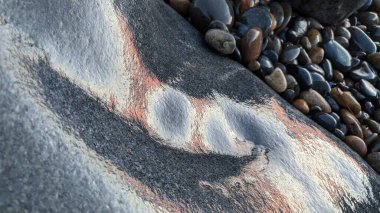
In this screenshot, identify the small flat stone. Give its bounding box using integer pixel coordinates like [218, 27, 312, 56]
[323, 40, 352, 72]
[313, 112, 337, 131]
[258, 55, 274, 75]
[241, 28, 263, 63]
[205, 29, 236, 54]
[341, 109, 364, 139]
[335, 26, 351, 40]
[275, 2, 292, 33]
[265, 67, 287, 93]
[331, 87, 361, 115]
[357, 11, 379, 26]
[297, 48, 312, 65]
[311, 72, 331, 96]
[281, 88, 296, 102]
[300, 89, 332, 113]
[308, 47, 324, 64]
[326, 95, 340, 112]
[241, 6, 273, 36]
[349, 26, 377, 54]
[269, 2, 284, 29]
[335, 36, 350, 49]
[300, 36, 312, 51]
[288, 65, 313, 89]
[307, 28, 322, 48]
[287, 16, 308, 42]
[357, 79, 379, 100]
[293, 99, 310, 114]
[344, 135, 367, 156]
[280, 45, 300, 64]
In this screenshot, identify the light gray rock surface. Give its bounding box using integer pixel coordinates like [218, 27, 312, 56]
[0, 0, 380, 212]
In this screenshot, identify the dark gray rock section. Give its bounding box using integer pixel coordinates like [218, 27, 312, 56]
[284, 0, 367, 25]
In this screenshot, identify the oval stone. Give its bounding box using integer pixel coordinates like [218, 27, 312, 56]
[293, 99, 310, 114]
[275, 2, 292, 33]
[335, 26, 351, 40]
[287, 16, 308, 42]
[313, 112, 337, 131]
[335, 36, 350, 49]
[349, 26, 377, 54]
[265, 68, 287, 93]
[326, 95, 340, 112]
[357, 11, 379, 26]
[288, 65, 313, 89]
[269, 2, 284, 29]
[281, 88, 297, 102]
[311, 72, 331, 96]
[331, 87, 362, 115]
[280, 45, 300, 64]
[259, 55, 274, 75]
[308, 47, 324, 64]
[241, 6, 273, 37]
[297, 48, 312, 66]
[344, 135, 367, 156]
[323, 40, 352, 72]
[189, 0, 234, 33]
[341, 109, 364, 139]
[307, 28, 322, 48]
[300, 89, 332, 113]
[357, 79, 379, 100]
[241, 28, 263, 63]
[286, 74, 298, 89]
[205, 29, 236, 54]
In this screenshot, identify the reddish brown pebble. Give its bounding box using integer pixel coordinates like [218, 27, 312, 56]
[241, 28, 263, 64]
[344, 135, 367, 156]
[293, 99, 310, 114]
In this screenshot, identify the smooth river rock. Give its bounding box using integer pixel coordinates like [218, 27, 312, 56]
[323, 40, 352, 72]
[345, 135, 368, 156]
[300, 89, 332, 113]
[205, 29, 236, 54]
[265, 67, 287, 92]
[241, 28, 263, 63]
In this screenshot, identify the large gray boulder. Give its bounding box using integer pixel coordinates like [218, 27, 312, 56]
[285, 0, 367, 24]
[0, 0, 379, 212]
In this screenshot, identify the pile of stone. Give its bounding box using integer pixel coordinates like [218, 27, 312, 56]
[166, 0, 380, 173]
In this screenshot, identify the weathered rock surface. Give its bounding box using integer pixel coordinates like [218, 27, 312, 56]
[0, 0, 380, 212]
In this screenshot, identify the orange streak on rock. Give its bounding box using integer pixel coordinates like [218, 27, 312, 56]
[117, 14, 161, 127]
[187, 97, 210, 152]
